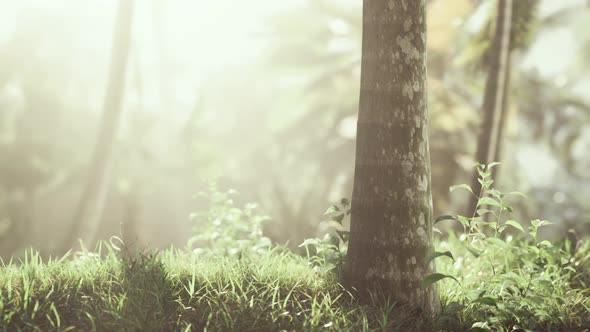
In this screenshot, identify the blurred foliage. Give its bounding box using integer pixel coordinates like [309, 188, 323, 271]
[456, 0, 540, 72]
[187, 183, 272, 258]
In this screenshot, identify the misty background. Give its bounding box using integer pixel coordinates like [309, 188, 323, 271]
[1, 0, 589, 259]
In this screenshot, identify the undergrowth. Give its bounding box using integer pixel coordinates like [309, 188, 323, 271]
[0, 246, 435, 331]
[424, 163, 590, 331]
[0, 238, 589, 331]
[0, 165, 589, 331]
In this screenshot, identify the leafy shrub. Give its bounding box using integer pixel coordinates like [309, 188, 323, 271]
[427, 163, 589, 331]
[299, 198, 350, 275]
[187, 182, 272, 258]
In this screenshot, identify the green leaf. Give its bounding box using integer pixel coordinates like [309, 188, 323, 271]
[487, 162, 502, 170]
[503, 220, 524, 233]
[457, 215, 471, 226]
[472, 321, 492, 331]
[449, 184, 473, 194]
[564, 266, 576, 273]
[420, 273, 460, 288]
[487, 189, 502, 197]
[531, 219, 553, 227]
[465, 245, 483, 258]
[424, 251, 455, 266]
[479, 171, 492, 178]
[509, 191, 527, 198]
[560, 256, 569, 265]
[477, 196, 502, 208]
[299, 238, 319, 247]
[476, 208, 493, 216]
[477, 178, 494, 188]
[324, 205, 340, 215]
[472, 295, 498, 306]
[485, 237, 507, 248]
[537, 240, 553, 248]
[479, 221, 497, 229]
[434, 215, 456, 224]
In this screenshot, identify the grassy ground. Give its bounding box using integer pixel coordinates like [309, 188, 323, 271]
[0, 237, 589, 331]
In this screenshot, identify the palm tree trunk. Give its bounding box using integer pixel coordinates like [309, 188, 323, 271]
[466, 0, 513, 216]
[344, 0, 438, 313]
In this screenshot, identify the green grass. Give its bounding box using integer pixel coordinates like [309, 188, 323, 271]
[0, 237, 589, 331]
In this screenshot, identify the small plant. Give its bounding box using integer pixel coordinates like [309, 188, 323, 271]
[187, 182, 272, 258]
[300, 198, 351, 274]
[425, 163, 581, 331]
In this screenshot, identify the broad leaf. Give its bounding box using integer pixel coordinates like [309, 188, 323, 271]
[487, 162, 502, 170]
[503, 220, 524, 233]
[434, 215, 456, 224]
[420, 273, 460, 288]
[485, 237, 507, 248]
[424, 251, 455, 266]
[449, 184, 473, 194]
[477, 196, 502, 208]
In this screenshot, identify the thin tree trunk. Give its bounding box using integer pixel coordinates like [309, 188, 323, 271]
[344, 0, 438, 313]
[65, 0, 134, 251]
[467, 0, 513, 215]
[121, 188, 141, 259]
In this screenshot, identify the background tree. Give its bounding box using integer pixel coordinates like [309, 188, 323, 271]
[65, 0, 134, 249]
[466, 0, 540, 215]
[343, 0, 438, 312]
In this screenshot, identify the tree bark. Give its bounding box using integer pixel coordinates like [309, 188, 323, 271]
[467, 0, 513, 216]
[65, 0, 134, 251]
[343, 0, 438, 313]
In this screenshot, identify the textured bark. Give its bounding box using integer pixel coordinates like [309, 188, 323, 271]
[65, 0, 134, 250]
[467, 0, 513, 215]
[343, 0, 437, 313]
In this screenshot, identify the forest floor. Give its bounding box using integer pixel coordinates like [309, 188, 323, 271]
[0, 236, 589, 331]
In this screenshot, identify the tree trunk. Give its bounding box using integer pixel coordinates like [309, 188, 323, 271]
[343, 0, 438, 313]
[65, 0, 134, 251]
[466, 0, 513, 216]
